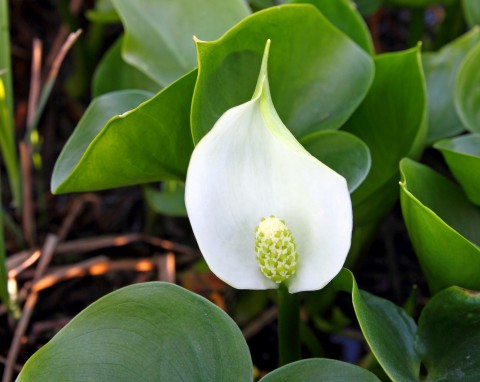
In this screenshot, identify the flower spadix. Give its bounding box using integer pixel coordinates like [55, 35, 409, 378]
[185, 40, 352, 293]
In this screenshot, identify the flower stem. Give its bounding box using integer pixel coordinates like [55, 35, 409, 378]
[277, 283, 301, 365]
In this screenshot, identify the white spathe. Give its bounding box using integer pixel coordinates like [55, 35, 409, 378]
[185, 40, 352, 293]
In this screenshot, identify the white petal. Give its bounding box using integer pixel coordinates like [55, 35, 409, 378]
[185, 41, 352, 292]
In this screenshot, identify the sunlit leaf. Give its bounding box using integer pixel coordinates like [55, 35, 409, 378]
[191, 4, 374, 143]
[290, 0, 374, 54]
[399, 158, 480, 294]
[463, 0, 480, 27]
[52, 70, 196, 194]
[434, 133, 480, 205]
[17, 283, 253, 381]
[422, 27, 480, 143]
[111, 0, 250, 86]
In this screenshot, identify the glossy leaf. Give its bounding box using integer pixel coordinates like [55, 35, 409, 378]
[422, 27, 480, 143]
[300, 130, 371, 193]
[259, 358, 381, 381]
[52, 71, 196, 194]
[144, 181, 187, 217]
[290, 0, 374, 54]
[333, 269, 420, 382]
[17, 282, 253, 381]
[416, 286, 480, 381]
[343, 46, 427, 227]
[434, 133, 480, 205]
[399, 158, 480, 294]
[92, 36, 161, 97]
[455, 41, 480, 132]
[191, 4, 374, 143]
[463, 0, 480, 27]
[111, 0, 250, 86]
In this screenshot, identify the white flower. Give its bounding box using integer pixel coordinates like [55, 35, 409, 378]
[185, 40, 352, 293]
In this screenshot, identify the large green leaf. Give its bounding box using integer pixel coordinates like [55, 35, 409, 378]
[455, 40, 480, 132]
[111, 0, 250, 86]
[191, 4, 374, 143]
[300, 130, 371, 193]
[399, 158, 480, 294]
[333, 269, 420, 382]
[290, 0, 374, 54]
[416, 286, 480, 381]
[259, 358, 381, 381]
[463, 0, 480, 27]
[17, 282, 253, 381]
[92, 35, 161, 97]
[343, 46, 427, 227]
[52, 71, 196, 194]
[422, 28, 480, 144]
[434, 133, 480, 205]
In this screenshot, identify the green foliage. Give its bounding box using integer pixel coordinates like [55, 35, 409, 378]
[400, 158, 480, 294]
[434, 134, 480, 205]
[455, 41, 480, 132]
[17, 283, 253, 381]
[52, 71, 197, 193]
[343, 46, 427, 227]
[110, 0, 250, 86]
[422, 27, 480, 143]
[191, 4, 374, 143]
[144, 181, 187, 217]
[92, 36, 162, 97]
[300, 130, 371, 192]
[259, 358, 381, 381]
[463, 0, 480, 27]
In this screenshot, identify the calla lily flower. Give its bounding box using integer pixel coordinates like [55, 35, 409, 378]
[185, 40, 352, 293]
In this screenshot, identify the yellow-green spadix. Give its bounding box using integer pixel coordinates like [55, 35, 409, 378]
[185, 40, 352, 293]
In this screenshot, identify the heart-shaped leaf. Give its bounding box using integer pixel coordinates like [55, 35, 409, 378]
[191, 4, 374, 143]
[333, 269, 420, 382]
[416, 286, 480, 381]
[92, 35, 162, 97]
[343, 46, 427, 226]
[434, 133, 480, 205]
[259, 358, 381, 381]
[455, 40, 480, 132]
[111, 0, 250, 86]
[399, 158, 480, 294]
[300, 130, 371, 193]
[17, 282, 253, 381]
[463, 0, 480, 28]
[290, 0, 374, 54]
[422, 27, 480, 143]
[52, 71, 196, 194]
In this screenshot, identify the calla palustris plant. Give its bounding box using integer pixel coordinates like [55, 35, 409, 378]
[185, 40, 353, 295]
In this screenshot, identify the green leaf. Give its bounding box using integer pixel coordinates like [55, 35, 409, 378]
[354, 0, 383, 16]
[434, 133, 480, 205]
[416, 286, 480, 381]
[17, 282, 253, 381]
[290, 0, 374, 54]
[422, 27, 480, 144]
[52, 70, 196, 194]
[333, 269, 420, 382]
[455, 40, 480, 133]
[92, 36, 162, 97]
[399, 158, 480, 294]
[463, 0, 480, 28]
[86, 0, 120, 24]
[191, 4, 374, 143]
[259, 358, 381, 381]
[144, 181, 187, 217]
[343, 46, 427, 227]
[300, 130, 371, 193]
[111, 0, 250, 86]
